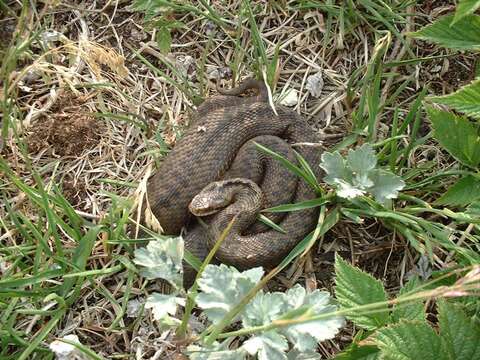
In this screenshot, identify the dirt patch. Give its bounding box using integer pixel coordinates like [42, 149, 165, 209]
[418, 54, 478, 96]
[27, 93, 103, 157]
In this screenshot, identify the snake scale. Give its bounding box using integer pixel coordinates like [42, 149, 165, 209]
[146, 78, 322, 276]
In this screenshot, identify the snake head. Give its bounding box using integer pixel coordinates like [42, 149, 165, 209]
[188, 181, 233, 217]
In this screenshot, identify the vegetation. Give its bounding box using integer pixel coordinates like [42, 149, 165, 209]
[0, 0, 479, 359]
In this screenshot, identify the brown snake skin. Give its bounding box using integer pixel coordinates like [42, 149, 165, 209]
[146, 78, 322, 273]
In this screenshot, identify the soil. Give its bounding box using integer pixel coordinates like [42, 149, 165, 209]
[27, 93, 103, 157]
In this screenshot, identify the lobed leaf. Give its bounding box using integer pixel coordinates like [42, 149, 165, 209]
[145, 293, 185, 324]
[320, 145, 404, 204]
[347, 143, 377, 188]
[196, 265, 263, 323]
[133, 236, 184, 289]
[321, 151, 350, 185]
[243, 332, 288, 360]
[241, 284, 344, 357]
[280, 285, 345, 351]
[368, 169, 405, 204]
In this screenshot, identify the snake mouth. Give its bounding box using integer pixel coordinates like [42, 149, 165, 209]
[189, 205, 221, 217]
[188, 196, 225, 217]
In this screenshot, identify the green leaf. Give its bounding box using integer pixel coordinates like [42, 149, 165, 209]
[156, 26, 172, 54]
[334, 254, 389, 330]
[368, 169, 405, 204]
[391, 276, 425, 323]
[466, 201, 480, 217]
[430, 80, 480, 119]
[241, 285, 344, 355]
[426, 106, 480, 168]
[438, 300, 480, 360]
[196, 265, 263, 323]
[243, 332, 288, 360]
[410, 15, 480, 50]
[320, 145, 404, 204]
[254, 142, 320, 192]
[375, 321, 446, 360]
[258, 214, 286, 233]
[435, 176, 480, 206]
[346, 144, 377, 187]
[335, 179, 367, 199]
[280, 285, 345, 351]
[145, 293, 185, 324]
[454, 0, 480, 24]
[321, 151, 350, 185]
[133, 236, 184, 289]
[262, 197, 329, 213]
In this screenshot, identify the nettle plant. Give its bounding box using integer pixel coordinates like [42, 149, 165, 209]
[411, 5, 480, 208]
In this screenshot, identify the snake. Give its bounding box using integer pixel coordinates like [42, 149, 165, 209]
[145, 78, 322, 278]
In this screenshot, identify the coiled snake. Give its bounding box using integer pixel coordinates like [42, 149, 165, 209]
[145, 79, 322, 277]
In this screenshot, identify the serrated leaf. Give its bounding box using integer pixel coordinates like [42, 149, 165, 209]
[334, 254, 389, 330]
[368, 169, 405, 204]
[438, 300, 480, 360]
[145, 293, 185, 323]
[196, 265, 263, 323]
[453, 0, 480, 24]
[410, 15, 480, 50]
[391, 277, 425, 323]
[435, 176, 480, 206]
[157, 26, 172, 54]
[243, 332, 288, 360]
[426, 106, 480, 168]
[375, 321, 446, 360]
[335, 345, 381, 360]
[133, 236, 184, 288]
[430, 80, 480, 119]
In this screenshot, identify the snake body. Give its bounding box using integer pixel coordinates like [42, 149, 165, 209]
[146, 79, 322, 271]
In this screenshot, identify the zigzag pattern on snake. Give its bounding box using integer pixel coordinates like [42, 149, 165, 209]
[145, 79, 322, 275]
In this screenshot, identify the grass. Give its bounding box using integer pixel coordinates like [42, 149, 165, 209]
[1, 0, 479, 358]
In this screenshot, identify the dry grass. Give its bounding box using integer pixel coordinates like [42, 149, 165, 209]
[1, 0, 477, 359]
